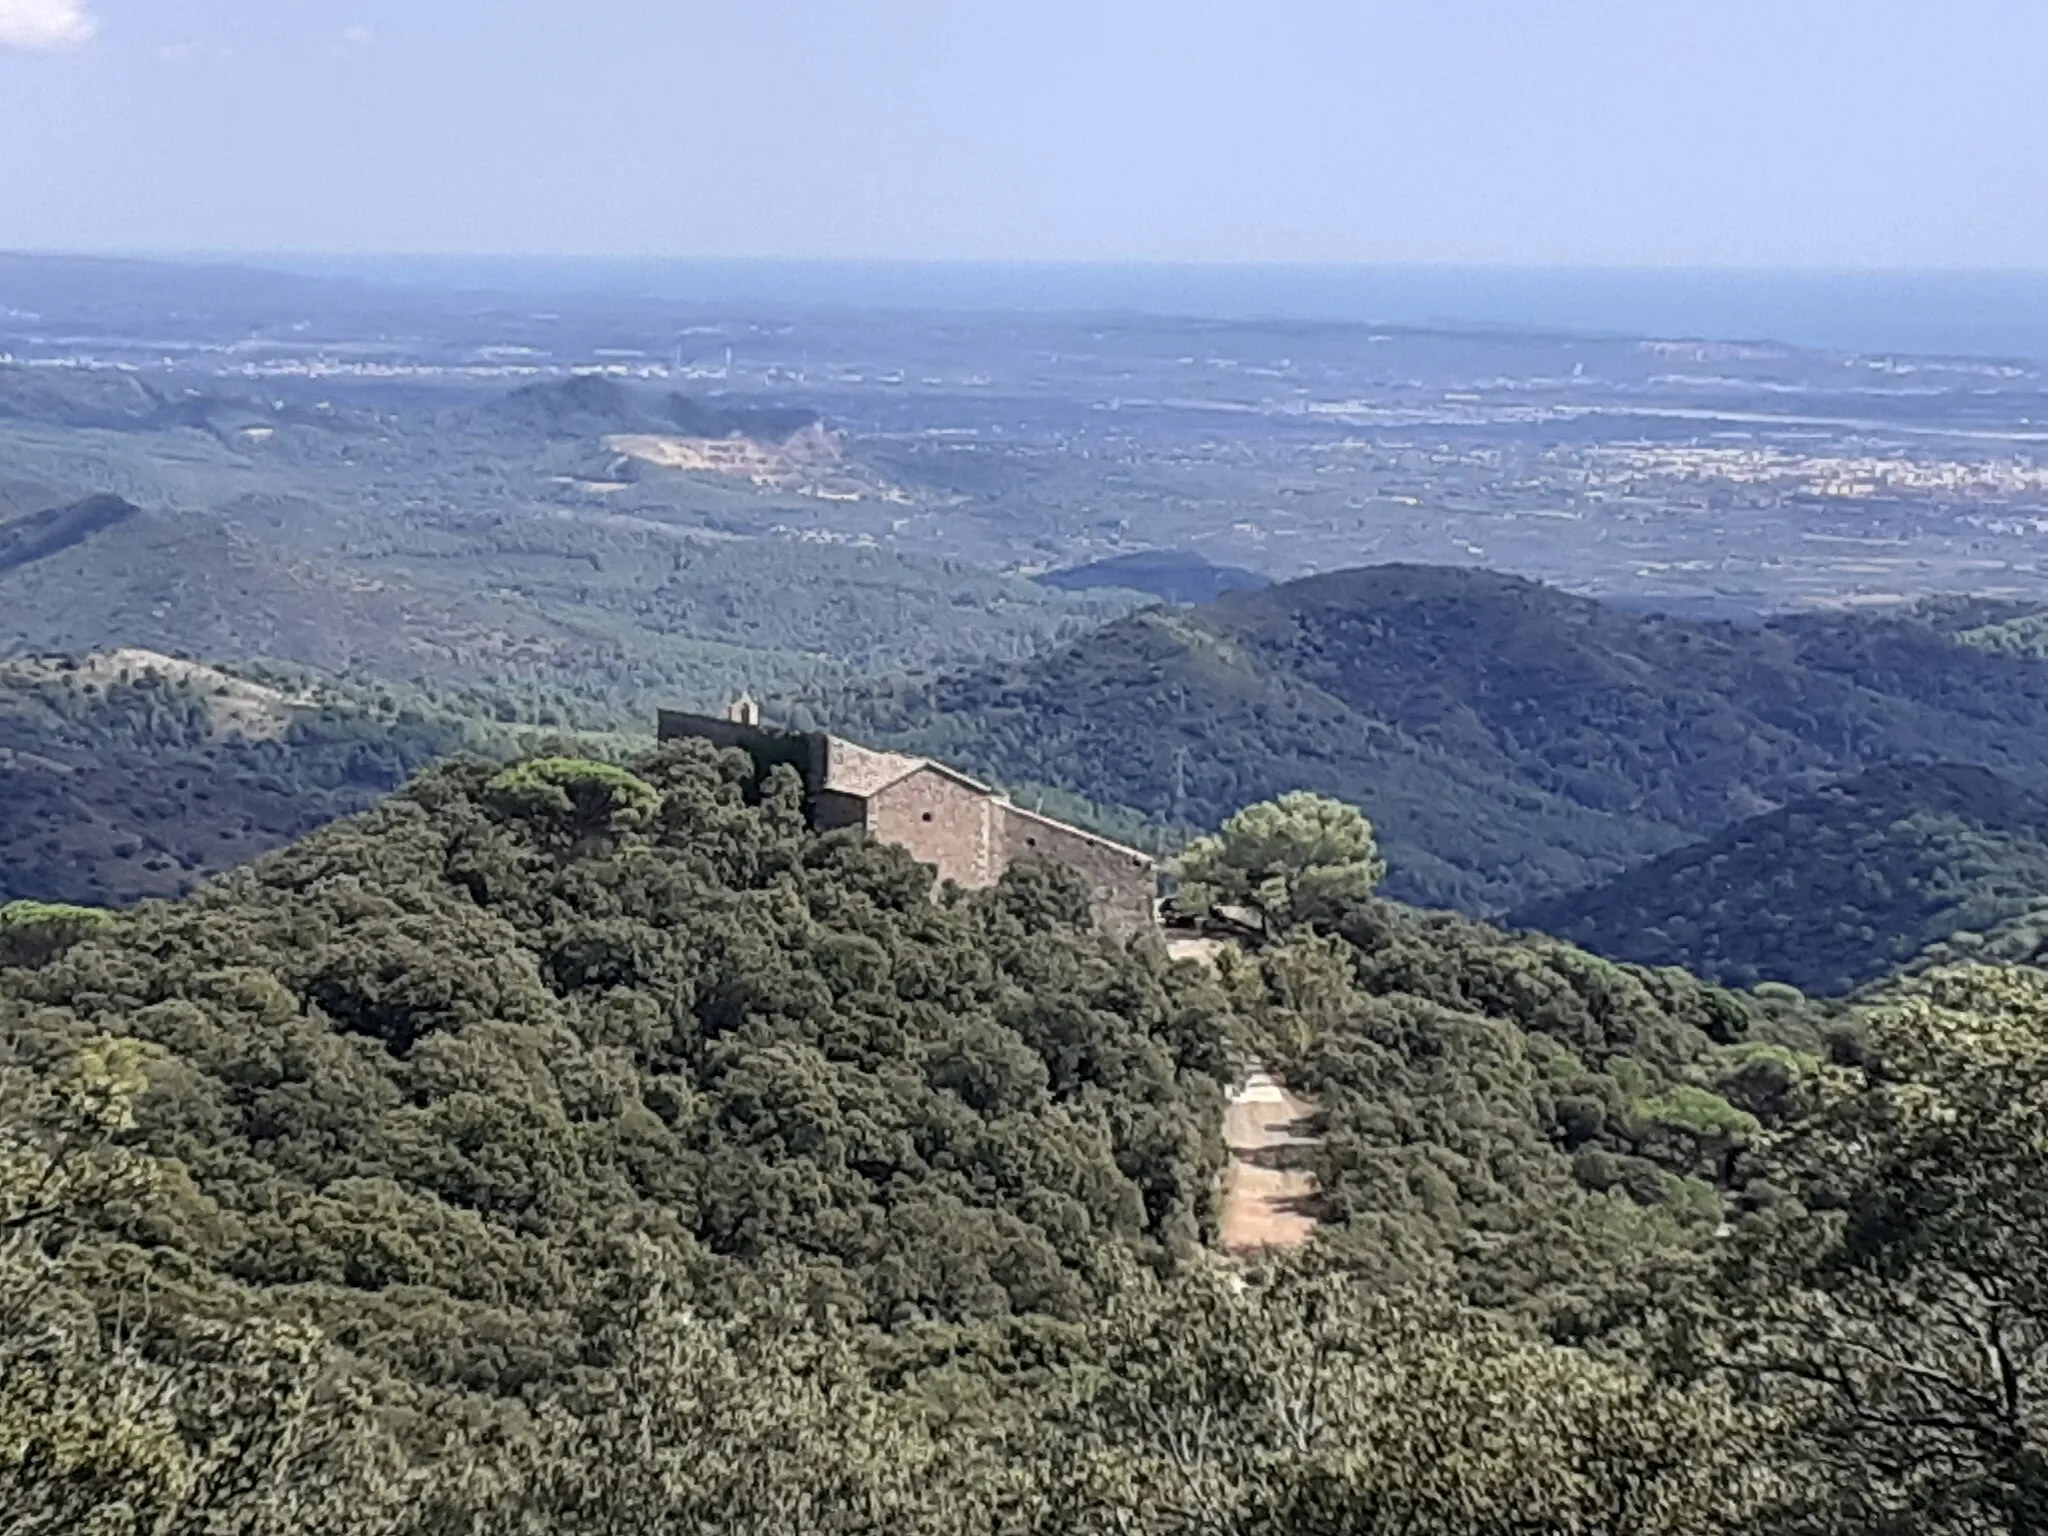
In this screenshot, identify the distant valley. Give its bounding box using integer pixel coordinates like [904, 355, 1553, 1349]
[12, 250, 2048, 612]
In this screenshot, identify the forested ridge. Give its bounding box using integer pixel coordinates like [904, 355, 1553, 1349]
[802, 564, 2048, 913]
[0, 653, 639, 906]
[27, 555, 2048, 982]
[0, 463, 1140, 717]
[487, 375, 823, 443]
[4, 751, 2047, 1532]
[1035, 548, 1271, 604]
[1517, 761, 2048, 995]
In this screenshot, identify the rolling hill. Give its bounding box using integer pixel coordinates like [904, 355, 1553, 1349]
[804, 564, 2048, 912]
[1512, 762, 2048, 995]
[0, 477, 1138, 718]
[0, 733, 1828, 1531]
[1035, 548, 1271, 604]
[0, 651, 599, 905]
[0, 495, 569, 679]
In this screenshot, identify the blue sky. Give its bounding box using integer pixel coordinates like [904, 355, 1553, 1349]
[1, 0, 2043, 267]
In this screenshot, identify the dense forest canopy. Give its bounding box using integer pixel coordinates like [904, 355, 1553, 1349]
[3, 759, 2045, 1531]
[3, 744, 1234, 1355]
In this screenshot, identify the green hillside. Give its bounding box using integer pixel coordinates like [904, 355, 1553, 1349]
[487, 375, 822, 442]
[805, 564, 2048, 911]
[6, 751, 2046, 1530]
[1514, 762, 2048, 995]
[4, 747, 1235, 1351]
[0, 358, 1151, 702]
[0, 752, 1799, 1529]
[0, 651, 628, 905]
[0, 494, 1141, 711]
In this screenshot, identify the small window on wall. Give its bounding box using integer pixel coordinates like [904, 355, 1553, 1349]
[921, 812, 934, 822]
[1026, 837, 1038, 847]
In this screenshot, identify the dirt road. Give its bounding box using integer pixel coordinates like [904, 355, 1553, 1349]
[1219, 1069, 1321, 1252]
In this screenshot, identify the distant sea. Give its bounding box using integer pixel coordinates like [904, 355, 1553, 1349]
[263, 257, 2048, 363]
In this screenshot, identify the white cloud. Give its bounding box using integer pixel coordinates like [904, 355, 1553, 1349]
[0, 0, 96, 51]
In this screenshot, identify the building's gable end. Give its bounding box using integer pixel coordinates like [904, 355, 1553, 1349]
[866, 765, 1002, 890]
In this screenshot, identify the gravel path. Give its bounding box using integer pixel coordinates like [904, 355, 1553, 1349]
[1219, 1069, 1320, 1252]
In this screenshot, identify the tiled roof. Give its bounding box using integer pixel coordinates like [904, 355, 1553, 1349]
[820, 737, 929, 797]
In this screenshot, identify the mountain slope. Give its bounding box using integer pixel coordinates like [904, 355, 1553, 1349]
[806, 564, 2048, 912]
[1514, 762, 2048, 995]
[0, 367, 201, 431]
[3, 745, 1234, 1383]
[1036, 549, 1271, 604]
[0, 496, 573, 677]
[0, 494, 141, 576]
[0, 653, 574, 904]
[803, 598, 1682, 912]
[0, 742, 1819, 1531]
[0, 471, 1138, 717]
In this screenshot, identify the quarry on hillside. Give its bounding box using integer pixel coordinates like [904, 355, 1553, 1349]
[604, 421, 904, 501]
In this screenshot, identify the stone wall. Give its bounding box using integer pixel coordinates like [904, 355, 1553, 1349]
[655, 710, 828, 788]
[866, 767, 1001, 891]
[657, 709, 1157, 936]
[997, 803, 1157, 937]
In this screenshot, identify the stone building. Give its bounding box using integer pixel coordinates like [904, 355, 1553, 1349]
[657, 699, 1158, 936]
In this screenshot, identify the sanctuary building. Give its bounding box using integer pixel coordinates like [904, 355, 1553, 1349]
[658, 698, 1158, 936]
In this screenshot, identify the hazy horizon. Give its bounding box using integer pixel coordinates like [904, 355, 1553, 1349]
[13, 251, 2048, 361]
